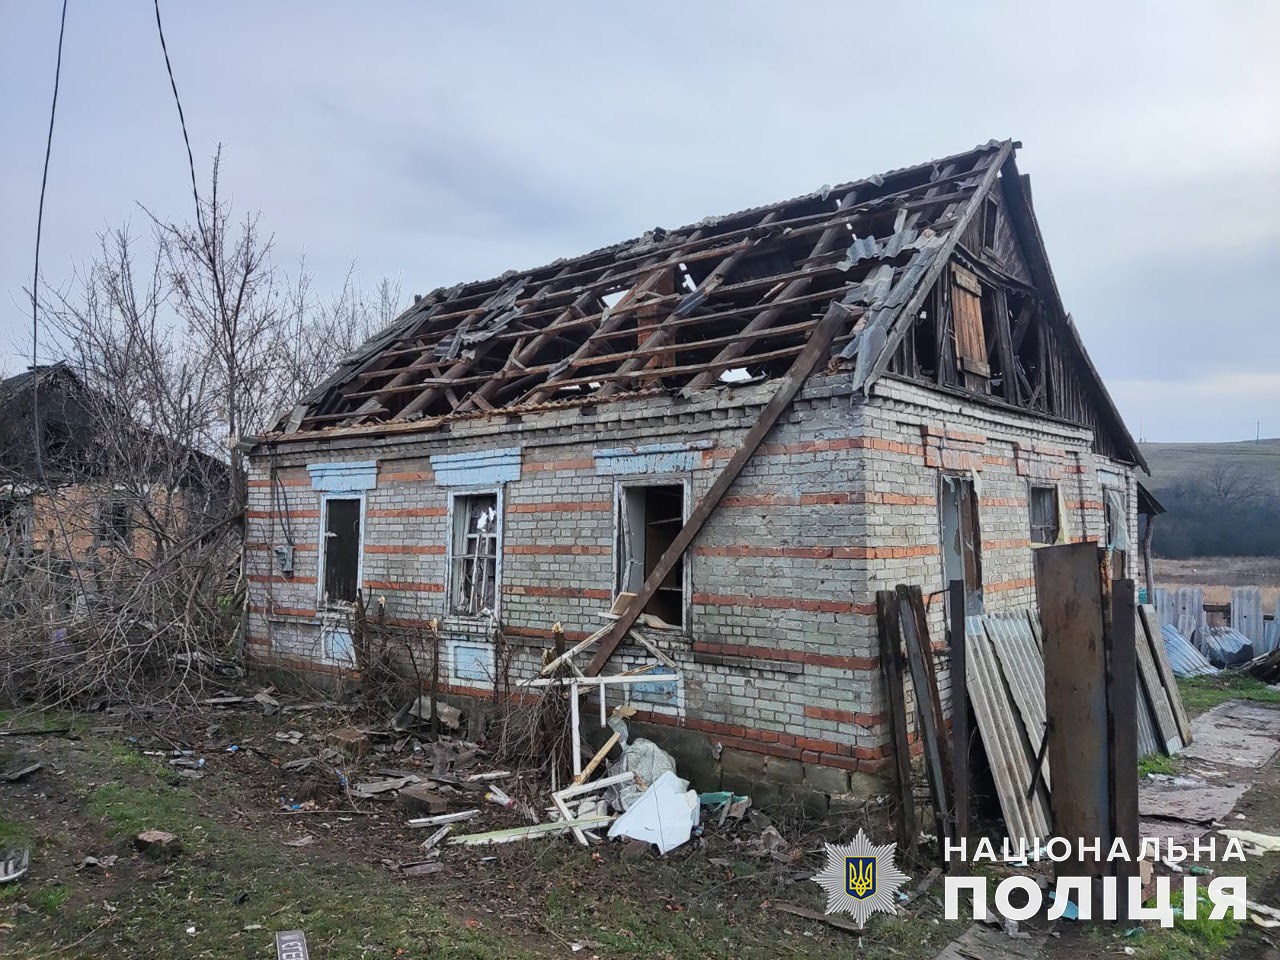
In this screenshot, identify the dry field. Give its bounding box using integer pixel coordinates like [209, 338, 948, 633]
[1153, 555, 1280, 608]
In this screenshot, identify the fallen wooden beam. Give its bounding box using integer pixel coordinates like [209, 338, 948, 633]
[585, 292, 863, 675]
[771, 901, 867, 933]
[448, 815, 615, 846]
[572, 734, 621, 786]
[407, 809, 480, 828]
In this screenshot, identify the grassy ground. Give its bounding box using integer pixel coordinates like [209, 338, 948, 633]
[5, 691, 1280, 959]
[0, 704, 965, 960]
[1177, 674, 1280, 718]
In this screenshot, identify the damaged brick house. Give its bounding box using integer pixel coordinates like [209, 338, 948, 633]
[244, 139, 1145, 807]
[0, 362, 226, 611]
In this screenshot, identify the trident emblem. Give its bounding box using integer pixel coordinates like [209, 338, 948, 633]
[846, 856, 876, 900]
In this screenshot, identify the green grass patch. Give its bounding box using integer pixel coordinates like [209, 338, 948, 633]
[1139, 754, 1176, 777]
[1134, 885, 1244, 959]
[30, 885, 71, 913]
[85, 781, 206, 839]
[1177, 673, 1280, 717]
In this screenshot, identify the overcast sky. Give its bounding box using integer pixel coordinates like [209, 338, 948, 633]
[2, 1, 1277, 442]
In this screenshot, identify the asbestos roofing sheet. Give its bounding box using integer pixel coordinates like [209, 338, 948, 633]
[1181, 701, 1280, 769]
[966, 616, 1050, 844]
[1135, 623, 1184, 755]
[1138, 778, 1248, 823]
[981, 612, 1050, 790]
[1135, 689, 1161, 759]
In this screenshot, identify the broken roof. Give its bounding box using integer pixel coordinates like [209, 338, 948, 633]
[275, 139, 1142, 467]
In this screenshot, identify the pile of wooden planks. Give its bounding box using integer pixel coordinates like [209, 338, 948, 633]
[877, 585, 953, 854]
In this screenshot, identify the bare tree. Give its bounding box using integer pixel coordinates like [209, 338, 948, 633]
[1, 156, 401, 712]
[1205, 461, 1262, 508]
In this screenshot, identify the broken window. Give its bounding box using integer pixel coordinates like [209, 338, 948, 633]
[617, 484, 685, 628]
[1030, 485, 1060, 545]
[96, 498, 132, 546]
[0, 498, 32, 559]
[940, 475, 983, 614]
[950, 265, 990, 386]
[1101, 479, 1130, 579]
[322, 497, 361, 605]
[449, 493, 499, 617]
[981, 197, 999, 250]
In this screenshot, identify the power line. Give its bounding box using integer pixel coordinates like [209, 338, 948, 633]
[153, 0, 204, 232]
[30, 0, 69, 487]
[32, 0, 69, 372]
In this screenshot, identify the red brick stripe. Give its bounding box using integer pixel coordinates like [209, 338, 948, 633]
[692, 639, 876, 670]
[380, 470, 434, 483]
[506, 544, 610, 556]
[694, 592, 875, 615]
[249, 604, 317, 618]
[508, 500, 612, 514]
[364, 580, 444, 593]
[367, 506, 447, 518]
[986, 577, 1034, 593]
[804, 705, 884, 727]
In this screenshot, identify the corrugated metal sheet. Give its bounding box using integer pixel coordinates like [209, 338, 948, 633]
[965, 604, 1191, 842]
[966, 616, 1051, 844]
[1161, 624, 1218, 677]
[982, 612, 1050, 790]
[1199, 626, 1253, 668]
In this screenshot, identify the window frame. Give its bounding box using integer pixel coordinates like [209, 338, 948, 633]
[981, 196, 999, 251]
[316, 492, 366, 609]
[1029, 483, 1060, 546]
[0, 497, 33, 559]
[612, 477, 692, 632]
[938, 472, 984, 615]
[95, 497, 133, 547]
[444, 488, 503, 620]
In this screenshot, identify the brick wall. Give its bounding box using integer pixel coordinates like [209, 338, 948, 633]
[857, 374, 1137, 738]
[244, 370, 1137, 810]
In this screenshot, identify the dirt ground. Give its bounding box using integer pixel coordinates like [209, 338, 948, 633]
[0, 691, 969, 960]
[1154, 557, 1280, 608]
[5, 682, 1280, 959]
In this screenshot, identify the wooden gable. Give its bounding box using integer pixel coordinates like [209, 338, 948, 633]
[886, 160, 1144, 470]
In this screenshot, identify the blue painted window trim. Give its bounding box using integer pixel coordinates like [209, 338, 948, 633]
[307, 461, 378, 492]
[431, 448, 521, 487]
[594, 441, 711, 476]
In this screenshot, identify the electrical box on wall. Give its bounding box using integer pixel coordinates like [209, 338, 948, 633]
[273, 544, 294, 575]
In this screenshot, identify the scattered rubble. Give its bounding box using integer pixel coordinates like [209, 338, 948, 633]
[1, 762, 42, 783]
[77, 854, 119, 871]
[134, 830, 179, 854]
[607, 771, 700, 854]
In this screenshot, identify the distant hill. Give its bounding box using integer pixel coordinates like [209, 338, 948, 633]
[1139, 439, 1280, 558]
